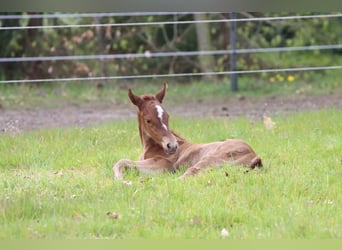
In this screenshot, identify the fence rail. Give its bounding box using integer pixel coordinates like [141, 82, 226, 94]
[1, 66, 341, 84]
[1, 44, 341, 63]
[0, 12, 202, 20]
[0, 12, 341, 87]
[2, 13, 342, 31]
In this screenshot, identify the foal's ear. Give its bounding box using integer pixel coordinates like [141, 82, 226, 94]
[155, 82, 168, 103]
[128, 88, 143, 107]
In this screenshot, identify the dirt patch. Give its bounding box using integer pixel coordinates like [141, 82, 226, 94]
[0, 94, 341, 133]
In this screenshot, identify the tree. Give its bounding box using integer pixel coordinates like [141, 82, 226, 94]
[194, 13, 215, 80]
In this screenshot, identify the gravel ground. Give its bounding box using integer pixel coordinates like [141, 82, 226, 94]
[0, 93, 341, 133]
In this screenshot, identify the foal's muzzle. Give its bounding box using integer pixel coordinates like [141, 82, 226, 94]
[162, 138, 178, 155]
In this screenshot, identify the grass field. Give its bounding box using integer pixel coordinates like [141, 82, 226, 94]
[0, 109, 341, 239]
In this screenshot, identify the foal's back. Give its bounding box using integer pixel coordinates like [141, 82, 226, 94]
[176, 138, 262, 178]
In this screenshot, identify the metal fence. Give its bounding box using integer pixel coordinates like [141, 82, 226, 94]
[1, 12, 342, 91]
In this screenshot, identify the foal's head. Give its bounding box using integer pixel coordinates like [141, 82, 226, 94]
[128, 83, 178, 155]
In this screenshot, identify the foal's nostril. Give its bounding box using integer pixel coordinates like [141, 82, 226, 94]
[166, 142, 178, 153]
[164, 140, 178, 154]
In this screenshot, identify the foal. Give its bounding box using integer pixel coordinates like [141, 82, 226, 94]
[113, 83, 262, 180]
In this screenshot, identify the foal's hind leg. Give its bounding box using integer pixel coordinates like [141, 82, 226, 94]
[178, 153, 262, 180]
[113, 157, 174, 179]
[179, 157, 226, 180]
[227, 153, 263, 169]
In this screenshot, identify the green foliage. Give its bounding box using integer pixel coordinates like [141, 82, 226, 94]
[0, 12, 341, 82]
[0, 110, 341, 238]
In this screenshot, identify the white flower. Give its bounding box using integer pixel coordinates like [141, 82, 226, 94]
[221, 228, 230, 238]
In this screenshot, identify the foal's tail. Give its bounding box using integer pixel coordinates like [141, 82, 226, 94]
[249, 156, 263, 169]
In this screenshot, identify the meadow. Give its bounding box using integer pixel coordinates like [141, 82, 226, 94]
[0, 108, 341, 239]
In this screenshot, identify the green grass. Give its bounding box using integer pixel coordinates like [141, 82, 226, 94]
[0, 71, 341, 109]
[0, 109, 341, 239]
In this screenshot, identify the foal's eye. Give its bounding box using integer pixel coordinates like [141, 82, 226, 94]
[146, 119, 151, 124]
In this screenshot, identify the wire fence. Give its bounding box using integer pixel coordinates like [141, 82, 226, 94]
[2, 66, 341, 84]
[1, 44, 342, 63]
[0, 12, 201, 20]
[0, 12, 341, 88]
[1, 13, 342, 30]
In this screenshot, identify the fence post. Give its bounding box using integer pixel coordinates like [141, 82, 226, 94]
[94, 16, 107, 87]
[229, 12, 238, 92]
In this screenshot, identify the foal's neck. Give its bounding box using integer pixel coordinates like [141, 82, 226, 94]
[139, 126, 166, 159]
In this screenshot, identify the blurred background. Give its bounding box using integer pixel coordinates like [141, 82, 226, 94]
[0, 12, 341, 130]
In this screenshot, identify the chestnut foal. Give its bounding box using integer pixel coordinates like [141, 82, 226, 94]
[113, 83, 262, 180]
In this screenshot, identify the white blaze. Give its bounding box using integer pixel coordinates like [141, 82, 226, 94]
[155, 105, 168, 130]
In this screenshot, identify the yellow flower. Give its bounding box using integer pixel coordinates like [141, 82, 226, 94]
[269, 77, 275, 83]
[287, 75, 295, 82]
[276, 74, 284, 82]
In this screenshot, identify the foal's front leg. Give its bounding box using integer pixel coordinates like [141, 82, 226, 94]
[113, 159, 134, 179]
[113, 157, 174, 179]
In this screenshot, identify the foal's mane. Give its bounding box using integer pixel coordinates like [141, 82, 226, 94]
[140, 95, 157, 102]
[171, 130, 185, 144]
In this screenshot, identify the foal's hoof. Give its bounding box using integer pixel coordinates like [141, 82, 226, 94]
[114, 175, 122, 180]
[113, 170, 123, 180]
[121, 180, 133, 186]
[113, 167, 123, 180]
[178, 175, 187, 180]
